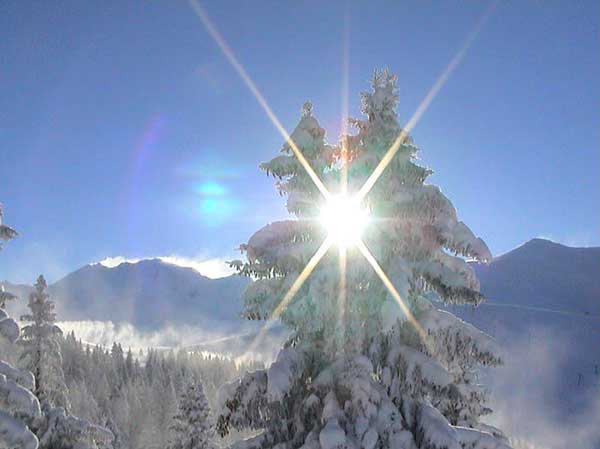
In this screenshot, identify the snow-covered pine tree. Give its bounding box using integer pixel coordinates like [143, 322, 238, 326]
[0, 207, 112, 449]
[169, 378, 215, 449]
[218, 70, 512, 449]
[0, 206, 41, 449]
[19, 275, 70, 411]
[18, 275, 114, 449]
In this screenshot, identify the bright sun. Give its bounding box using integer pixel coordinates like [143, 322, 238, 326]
[319, 195, 369, 247]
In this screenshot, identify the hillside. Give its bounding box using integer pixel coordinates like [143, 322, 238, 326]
[447, 239, 600, 448]
[474, 238, 600, 315]
[2, 259, 250, 329]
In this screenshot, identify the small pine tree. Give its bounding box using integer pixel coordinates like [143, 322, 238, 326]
[169, 378, 215, 449]
[19, 275, 70, 411]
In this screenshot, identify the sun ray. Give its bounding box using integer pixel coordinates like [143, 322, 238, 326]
[356, 1, 498, 202]
[337, 245, 348, 352]
[340, 9, 350, 196]
[356, 239, 430, 349]
[187, 0, 499, 362]
[188, 0, 331, 201]
[240, 236, 334, 360]
[270, 236, 334, 322]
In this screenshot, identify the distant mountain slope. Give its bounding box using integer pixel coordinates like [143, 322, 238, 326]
[447, 239, 600, 449]
[2, 259, 250, 328]
[3, 239, 598, 332]
[473, 238, 600, 315]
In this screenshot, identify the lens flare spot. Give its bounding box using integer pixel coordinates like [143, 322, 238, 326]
[197, 182, 227, 196]
[320, 195, 369, 248]
[201, 198, 219, 214]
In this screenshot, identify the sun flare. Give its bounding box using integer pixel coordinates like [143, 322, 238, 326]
[319, 195, 369, 248]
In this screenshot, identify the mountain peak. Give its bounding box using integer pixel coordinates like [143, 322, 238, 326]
[90, 255, 235, 280]
[45, 258, 250, 328]
[523, 237, 564, 246]
[521, 238, 564, 249]
[520, 237, 599, 251]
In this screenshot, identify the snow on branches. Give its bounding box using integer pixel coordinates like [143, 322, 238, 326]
[19, 275, 70, 411]
[221, 69, 509, 448]
[170, 378, 216, 449]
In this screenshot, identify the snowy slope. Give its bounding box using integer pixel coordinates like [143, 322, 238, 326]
[445, 239, 600, 449]
[473, 238, 600, 315]
[2, 259, 249, 328]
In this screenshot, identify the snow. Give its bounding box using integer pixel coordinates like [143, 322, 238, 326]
[319, 419, 346, 449]
[321, 391, 342, 422]
[389, 430, 418, 449]
[304, 393, 320, 409]
[362, 427, 379, 449]
[0, 314, 19, 343]
[38, 406, 111, 448]
[2, 258, 250, 329]
[214, 68, 510, 449]
[0, 68, 532, 449]
[0, 410, 39, 449]
[419, 307, 501, 359]
[455, 426, 512, 449]
[416, 402, 460, 449]
[171, 379, 214, 449]
[0, 374, 41, 418]
[387, 344, 452, 388]
[0, 360, 35, 390]
[447, 222, 492, 264]
[230, 432, 266, 449]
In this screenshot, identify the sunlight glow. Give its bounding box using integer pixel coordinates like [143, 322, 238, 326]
[320, 195, 369, 248]
[356, 240, 431, 350]
[240, 236, 334, 359]
[272, 236, 333, 322]
[187, 0, 496, 359]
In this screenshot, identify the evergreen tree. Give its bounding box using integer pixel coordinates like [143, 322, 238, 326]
[170, 378, 215, 449]
[1, 208, 114, 449]
[0, 206, 41, 449]
[143, 375, 177, 449]
[218, 70, 511, 448]
[19, 275, 70, 411]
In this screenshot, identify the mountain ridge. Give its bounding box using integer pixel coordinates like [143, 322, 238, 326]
[3, 238, 599, 325]
[471, 238, 600, 315]
[2, 258, 250, 328]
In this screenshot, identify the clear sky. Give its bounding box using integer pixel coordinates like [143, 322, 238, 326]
[1, 1, 598, 284]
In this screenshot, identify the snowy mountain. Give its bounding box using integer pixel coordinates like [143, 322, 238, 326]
[2, 259, 250, 329]
[446, 239, 600, 448]
[473, 238, 600, 315]
[2, 239, 599, 349]
[2, 238, 598, 341]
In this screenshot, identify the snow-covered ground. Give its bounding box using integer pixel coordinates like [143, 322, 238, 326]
[3, 238, 599, 448]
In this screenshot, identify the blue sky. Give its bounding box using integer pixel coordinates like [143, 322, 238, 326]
[1, 1, 598, 283]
